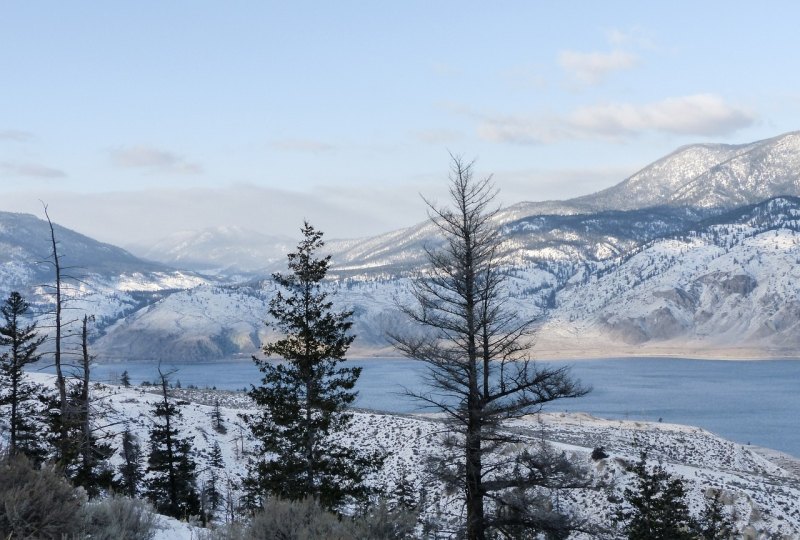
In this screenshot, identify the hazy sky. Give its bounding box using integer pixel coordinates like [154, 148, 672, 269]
[2, 2, 799, 247]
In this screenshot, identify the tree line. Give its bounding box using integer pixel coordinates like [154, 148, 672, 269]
[1, 159, 740, 538]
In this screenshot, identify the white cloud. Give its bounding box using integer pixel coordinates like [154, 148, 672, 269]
[109, 145, 202, 174]
[558, 49, 638, 84]
[0, 161, 66, 178]
[476, 94, 755, 144]
[568, 94, 755, 137]
[0, 130, 34, 142]
[477, 115, 565, 145]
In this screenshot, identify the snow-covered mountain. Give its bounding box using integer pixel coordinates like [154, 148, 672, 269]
[130, 226, 293, 274]
[0, 211, 207, 341]
[5, 132, 800, 360]
[534, 196, 800, 357]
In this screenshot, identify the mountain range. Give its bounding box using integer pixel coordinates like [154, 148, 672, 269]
[3, 131, 800, 361]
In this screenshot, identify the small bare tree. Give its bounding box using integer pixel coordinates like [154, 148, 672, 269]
[42, 204, 69, 457]
[389, 156, 589, 539]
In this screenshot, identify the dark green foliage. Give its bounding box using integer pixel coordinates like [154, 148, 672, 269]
[245, 222, 381, 511]
[0, 291, 48, 463]
[390, 463, 418, 511]
[62, 315, 115, 498]
[118, 425, 145, 498]
[145, 373, 201, 520]
[616, 452, 695, 540]
[697, 490, 735, 540]
[202, 440, 225, 521]
[0, 453, 85, 539]
[211, 398, 227, 434]
[120, 370, 131, 387]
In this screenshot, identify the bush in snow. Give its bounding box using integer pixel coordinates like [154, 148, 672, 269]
[82, 494, 158, 540]
[0, 453, 85, 539]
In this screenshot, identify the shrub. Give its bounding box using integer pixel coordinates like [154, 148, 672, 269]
[82, 494, 158, 540]
[0, 454, 85, 538]
[246, 497, 352, 539]
[205, 497, 418, 540]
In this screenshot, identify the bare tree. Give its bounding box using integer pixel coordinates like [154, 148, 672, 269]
[42, 204, 69, 457]
[389, 156, 589, 539]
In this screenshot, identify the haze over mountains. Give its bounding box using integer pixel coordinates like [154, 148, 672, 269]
[3, 131, 800, 361]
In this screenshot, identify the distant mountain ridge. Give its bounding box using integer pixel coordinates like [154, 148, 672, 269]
[130, 226, 293, 274]
[3, 132, 800, 360]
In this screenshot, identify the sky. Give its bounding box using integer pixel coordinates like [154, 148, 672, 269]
[2, 1, 799, 248]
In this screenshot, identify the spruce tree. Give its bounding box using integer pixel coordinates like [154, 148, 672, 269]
[616, 452, 696, 540]
[245, 221, 381, 510]
[146, 371, 200, 519]
[65, 314, 114, 497]
[202, 440, 225, 521]
[210, 399, 226, 434]
[118, 424, 144, 498]
[697, 490, 735, 540]
[0, 291, 47, 464]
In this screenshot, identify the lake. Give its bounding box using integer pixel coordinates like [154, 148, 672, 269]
[30, 356, 800, 458]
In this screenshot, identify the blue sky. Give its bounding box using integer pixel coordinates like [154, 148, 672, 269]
[1, 1, 799, 246]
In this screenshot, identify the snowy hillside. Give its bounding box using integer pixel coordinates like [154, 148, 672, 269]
[536, 197, 800, 357]
[15, 373, 800, 539]
[6, 132, 800, 360]
[129, 226, 293, 274]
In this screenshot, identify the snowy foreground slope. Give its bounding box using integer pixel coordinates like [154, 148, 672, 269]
[16, 373, 799, 539]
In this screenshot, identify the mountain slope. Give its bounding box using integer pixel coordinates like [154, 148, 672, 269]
[0, 211, 207, 338]
[131, 226, 293, 273]
[534, 196, 800, 357]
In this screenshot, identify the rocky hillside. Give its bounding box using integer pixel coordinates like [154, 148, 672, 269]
[16, 372, 800, 539]
[535, 197, 800, 357]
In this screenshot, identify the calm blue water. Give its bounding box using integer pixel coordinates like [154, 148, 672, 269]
[30, 357, 800, 457]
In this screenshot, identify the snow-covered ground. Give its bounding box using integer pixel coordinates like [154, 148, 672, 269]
[5, 373, 798, 539]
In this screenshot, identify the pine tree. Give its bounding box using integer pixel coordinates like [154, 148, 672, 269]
[202, 440, 225, 522]
[390, 464, 417, 511]
[65, 315, 114, 497]
[697, 490, 735, 540]
[118, 425, 144, 498]
[616, 452, 696, 540]
[120, 370, 131, 387]
[210, 399, 226, 434]
[244, 221, 381, 511]
[0, 291, 47, 464]
[145, 371, 200, 519]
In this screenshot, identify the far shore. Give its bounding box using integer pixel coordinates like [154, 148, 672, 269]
[344, 345, 800, 362]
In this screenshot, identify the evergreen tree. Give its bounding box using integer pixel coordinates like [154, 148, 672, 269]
[65, 315, 114, 497]
[0, 291, 47, 464]
[244, 221, 381, 511]
[120, 370, 131, 387]
[118, 424, 144, 498]
[390, 463, 417, 511]
[145, 371, 200, 519]
[616, 452, 695, 540]
[697, 490, 735, 540]
[202, 440, 225, 521]
[210, 399, 226, 434]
